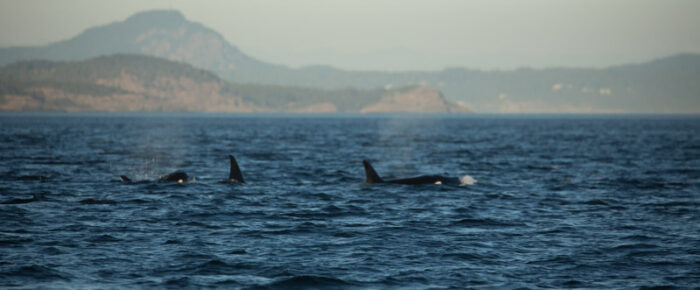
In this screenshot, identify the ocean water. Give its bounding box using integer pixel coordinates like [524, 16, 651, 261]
[0, 113, 698, 289]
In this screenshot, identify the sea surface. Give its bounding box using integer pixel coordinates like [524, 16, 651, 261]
[0, 113, 698, 289]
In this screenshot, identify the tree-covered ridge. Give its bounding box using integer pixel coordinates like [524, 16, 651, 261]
[0, 54, 220, 84]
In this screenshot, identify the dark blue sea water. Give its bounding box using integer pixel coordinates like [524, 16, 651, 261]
[1, 113, 698, 289]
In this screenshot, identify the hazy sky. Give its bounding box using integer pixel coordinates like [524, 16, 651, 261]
[1, 0, 699, 70]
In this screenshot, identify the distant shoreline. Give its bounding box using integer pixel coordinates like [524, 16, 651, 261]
[2, 111, 698, 119]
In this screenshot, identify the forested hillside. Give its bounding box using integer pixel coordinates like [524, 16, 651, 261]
[0, 54, 467, 113]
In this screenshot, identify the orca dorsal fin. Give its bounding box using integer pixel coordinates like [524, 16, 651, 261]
[229, 155, 245, 183]
[363, 160, 383, 183]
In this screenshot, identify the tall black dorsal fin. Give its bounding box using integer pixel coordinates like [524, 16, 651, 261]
[363, 160, 383, 183]
[229, 155, 244, 183]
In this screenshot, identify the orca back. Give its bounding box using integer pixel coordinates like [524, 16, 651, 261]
[386, 175, 459, 185]
[363, 160, 383, 183]
[158, 171, 188, 182]
[228, 155, 245, 183]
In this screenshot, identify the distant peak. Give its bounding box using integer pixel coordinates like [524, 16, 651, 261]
[125, 10, 186, 26]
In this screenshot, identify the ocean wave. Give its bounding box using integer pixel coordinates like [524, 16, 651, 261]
[254, 275, 358, 289]
[0, 265, 71, 283]
[450, 218, 525, 228]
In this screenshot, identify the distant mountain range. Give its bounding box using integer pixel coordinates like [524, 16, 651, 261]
[0, 54, 468, 113]
[1, 10, 699, 113]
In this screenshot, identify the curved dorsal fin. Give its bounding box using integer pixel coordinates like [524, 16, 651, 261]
[229, 155, 245, 183]
[363, 160, 383, 183]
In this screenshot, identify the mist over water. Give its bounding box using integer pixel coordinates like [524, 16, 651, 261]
[0, 114, 698, 288]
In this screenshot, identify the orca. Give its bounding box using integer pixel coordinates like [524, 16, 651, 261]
[220, 154, 245, 183]
[157, 171, 189, 183]
[120, 170, 188, 183]
[363, 160, 462, 185]
[120, 154, 243, 183]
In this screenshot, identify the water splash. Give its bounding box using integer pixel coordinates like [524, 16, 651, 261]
[459, 174, 477, 185]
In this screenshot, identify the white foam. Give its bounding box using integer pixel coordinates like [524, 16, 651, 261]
[459, 175, 477, 186]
